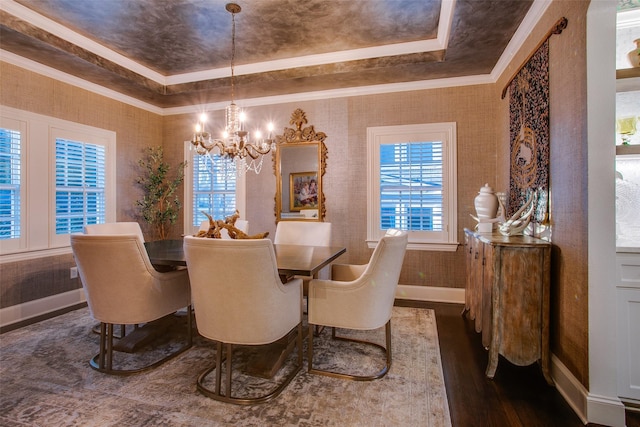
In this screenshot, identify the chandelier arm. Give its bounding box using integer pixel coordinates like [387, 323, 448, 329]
[246, 143, 273, 156]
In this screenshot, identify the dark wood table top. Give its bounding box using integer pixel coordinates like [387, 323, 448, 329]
[145, 239, 346, 279]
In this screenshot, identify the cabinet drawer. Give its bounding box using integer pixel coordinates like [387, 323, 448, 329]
[617, 253, 640, 289]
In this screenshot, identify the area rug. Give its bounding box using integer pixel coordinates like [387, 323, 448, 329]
[0, 306, 451, 427]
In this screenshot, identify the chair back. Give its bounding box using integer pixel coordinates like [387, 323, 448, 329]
[70, 233, 190, 325]
[362, 229, 409, 327]
[183, 236, 301, 345]
[274, 221, 332, 280]
[274, 221, 331, 246]
[84, 222, 145, 242]
[344, 229, 408, 329]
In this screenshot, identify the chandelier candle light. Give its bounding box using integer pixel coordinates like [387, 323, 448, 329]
[191, 3, 275, 174]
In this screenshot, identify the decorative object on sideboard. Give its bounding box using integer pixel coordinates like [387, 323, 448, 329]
[616, 116, 637, 146]
[628, 39, 640, 68]
[470, 184, 503, 233]
[497, 190, 536, 237]
[189, 3, 276, 175]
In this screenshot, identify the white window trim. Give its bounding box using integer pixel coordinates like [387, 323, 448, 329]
[366, 122, 459, 252]
[0, 106, 116, 261]
[183, 142, 246, 236]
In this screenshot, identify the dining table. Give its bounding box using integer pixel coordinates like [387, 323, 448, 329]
[144, 237, 347, 379]
[145, 239, 346, 282]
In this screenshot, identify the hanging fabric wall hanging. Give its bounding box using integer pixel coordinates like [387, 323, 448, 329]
[502, 17, 568, 237]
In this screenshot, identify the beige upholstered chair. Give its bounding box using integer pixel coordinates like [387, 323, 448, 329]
[307, 229, 408, 380]
[84, 221, 145, 242]
[183, 236, 303, 405]
[274, 220, 331, 247]
[274, 221, 332, 326]
[274, 220, 332, 280]
[70, 233, 192, 374]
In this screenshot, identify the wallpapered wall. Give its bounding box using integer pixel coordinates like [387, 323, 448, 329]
[0, 0, 590, 388]
[495, 1, 590, 387]
[0, 62, 163, 310]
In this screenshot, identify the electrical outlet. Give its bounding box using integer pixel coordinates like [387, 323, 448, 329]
[70, 266, 78, 279]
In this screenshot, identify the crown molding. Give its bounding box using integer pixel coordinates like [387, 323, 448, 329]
[490, 0, 551, 82]
[0, 50, 165, 115]
[0, 0, 167, 85]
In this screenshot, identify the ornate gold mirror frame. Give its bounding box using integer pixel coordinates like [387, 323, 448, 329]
[274, 109, 328, 222]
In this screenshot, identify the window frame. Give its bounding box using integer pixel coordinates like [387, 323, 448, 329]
[183, 142, 246, 236]
[0, 117, 27, 253]
[0, 106, 116, 260]
[366, 122, 458, 251]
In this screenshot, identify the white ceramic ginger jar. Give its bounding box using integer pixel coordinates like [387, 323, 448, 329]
[474, 184, 499, 220]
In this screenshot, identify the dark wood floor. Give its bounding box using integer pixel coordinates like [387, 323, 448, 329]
[396, 300, 640, 427]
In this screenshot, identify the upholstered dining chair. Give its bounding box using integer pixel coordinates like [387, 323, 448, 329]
[84, 221, 145, 242]
[183, 236, 303, 405]
[274, 220, 332, 280]
[83, 222, 148, 337]
[307, 229, 408, 381]
[274, 221, 332, 326]
[70, 233, 192, 375]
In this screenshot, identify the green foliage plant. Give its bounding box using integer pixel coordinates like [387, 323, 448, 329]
[135, 146, 187, 240]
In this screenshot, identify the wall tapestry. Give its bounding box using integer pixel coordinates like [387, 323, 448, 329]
[507, 39, 550, 233]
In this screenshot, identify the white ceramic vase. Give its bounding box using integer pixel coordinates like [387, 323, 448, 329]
[474, 184, 499, 220]
[628, 39, 640, 68]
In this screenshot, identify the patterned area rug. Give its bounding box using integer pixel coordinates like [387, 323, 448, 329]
[0, 306, 451, 426]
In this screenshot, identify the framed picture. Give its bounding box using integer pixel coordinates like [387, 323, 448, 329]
[289, 171, 318, 211]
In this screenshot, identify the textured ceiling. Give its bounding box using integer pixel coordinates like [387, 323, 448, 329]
[0, 0, 534, 109]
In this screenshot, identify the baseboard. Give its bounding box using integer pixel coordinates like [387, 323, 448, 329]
[0, 288, 86, 329]
[396, 284, 465, 304]
[551, 354, 626, 426]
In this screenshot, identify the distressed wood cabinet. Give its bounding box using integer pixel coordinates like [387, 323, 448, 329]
[464, 228, 552, 384]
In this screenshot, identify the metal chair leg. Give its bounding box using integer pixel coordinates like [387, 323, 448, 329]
[308, 320, 392, 381]
[89, 307, 193, 375]
[197, 323, 303, 405]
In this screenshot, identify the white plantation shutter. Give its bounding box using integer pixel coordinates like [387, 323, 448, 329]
[192, 153, 237, 228]
[55, 138, 106, 235]
[0, 128, 21, 239]
[380, 141, 443, 231]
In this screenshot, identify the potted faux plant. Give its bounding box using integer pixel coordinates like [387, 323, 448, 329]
[135, 146, 186, 240]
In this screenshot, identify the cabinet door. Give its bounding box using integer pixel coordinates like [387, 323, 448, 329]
[464, 232, 473, 315]
[471, 236, 484, 332]
[617, 288, 640, 400]
[496, 246, 545, 366]
[481, 243, 494, 348]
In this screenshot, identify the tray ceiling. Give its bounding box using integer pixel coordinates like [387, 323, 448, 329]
[0, 0, 534, 109]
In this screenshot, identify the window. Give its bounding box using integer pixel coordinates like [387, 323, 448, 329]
[0, 107, 115, 259]
[183, 144, 246, 235]
[0, 126, 22, 243]
[367, 123, 458, 251]
[55, 138, 106, 235]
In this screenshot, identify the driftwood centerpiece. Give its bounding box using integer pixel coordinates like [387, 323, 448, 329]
[195, 210, 269, 239]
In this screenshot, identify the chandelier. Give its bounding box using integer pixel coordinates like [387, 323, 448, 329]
[191, 3, 275, 174]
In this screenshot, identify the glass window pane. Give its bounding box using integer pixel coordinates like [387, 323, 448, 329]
[55, 138, 106, 235]
[379, 141, 443, 231]
[192, 154, 237, 227]
[0, 128, 21, 239]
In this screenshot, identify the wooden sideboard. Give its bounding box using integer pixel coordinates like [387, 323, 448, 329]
[463, 228, 552, 384]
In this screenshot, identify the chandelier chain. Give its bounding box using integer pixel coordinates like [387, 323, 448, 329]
[230, 9, 236, 102]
